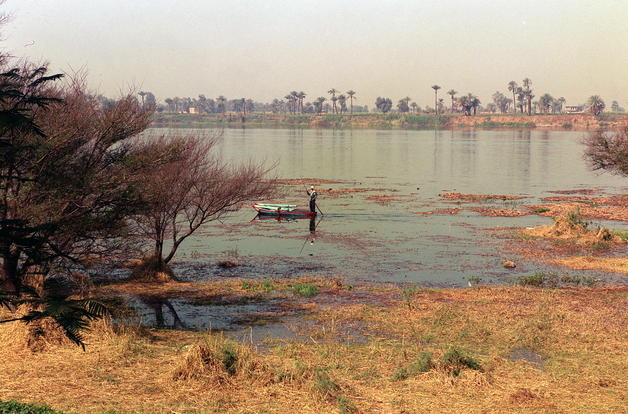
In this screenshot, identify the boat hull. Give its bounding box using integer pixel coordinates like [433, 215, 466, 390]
[252, 205, 315, 217]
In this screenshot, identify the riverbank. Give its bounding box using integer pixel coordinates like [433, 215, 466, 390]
[1, 278, 626, 414]
[151, 112, 628, 131]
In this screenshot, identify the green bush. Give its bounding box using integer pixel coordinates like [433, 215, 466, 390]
[0, 401, 64, 414]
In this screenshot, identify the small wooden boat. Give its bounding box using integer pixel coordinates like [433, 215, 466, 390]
[252, 204, 315, 217]
[253, 203, 297, 212]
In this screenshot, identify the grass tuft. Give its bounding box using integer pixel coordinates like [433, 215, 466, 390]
[516, 272, 598, 288]
[441, 347, 482, 376]
[610, 230, 628, 240]
[392, 351, 433, 381]
[313, 368, 340, 399]
[291, 283, 319, 297]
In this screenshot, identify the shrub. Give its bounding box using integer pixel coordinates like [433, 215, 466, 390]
[566, 207, 587, 229]
[441, 347, 482, 376]
[0, 401, 63, 414]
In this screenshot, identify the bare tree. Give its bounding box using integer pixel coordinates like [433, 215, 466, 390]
[583, 126, 628, 177]
[0, 62, 152, 347]
[131, 134, 276, 280]
[1, 66, 152, 294]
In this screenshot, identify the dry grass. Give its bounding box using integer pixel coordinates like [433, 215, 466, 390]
[530, 194, 628, 222]
[548, 256, 628, 274]
[511, 211, 627, 274]
[522, 213, 624, 246]
[471, 208, 529, 217]
[413, 208, 462, 215]
[0, 283, 626, 413]
[364, 194, 415, 204]
[439, 192, 526, 202]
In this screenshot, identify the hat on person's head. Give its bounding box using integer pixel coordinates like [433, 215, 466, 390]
[310, 185, 314, 189]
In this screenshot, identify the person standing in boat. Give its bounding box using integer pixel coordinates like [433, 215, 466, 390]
[306, 185, 318, 214]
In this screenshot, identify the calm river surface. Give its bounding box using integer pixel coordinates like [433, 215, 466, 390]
[151, 128, 627, 287]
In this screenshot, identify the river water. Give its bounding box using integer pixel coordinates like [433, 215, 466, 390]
[145, 127, 627, 288]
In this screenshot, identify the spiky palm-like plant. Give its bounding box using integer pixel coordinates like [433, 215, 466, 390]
[1, 278, 111, 349]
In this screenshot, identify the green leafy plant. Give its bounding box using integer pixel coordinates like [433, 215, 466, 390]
[0, 401, 64, 414]
[0, 278, 110, 349]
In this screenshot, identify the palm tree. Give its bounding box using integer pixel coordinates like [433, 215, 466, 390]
[403, 96, 412, 113]
[470, 95, 481, 115]
[507, 81, 518, 113]
[284, 94, 293, 113]
[539, 93, 553, 113]
[217, 95, 227, 114]
[515, 87, 525, 113]
[431, 85, 441, 114]
[330, 95, 338, 114]
[297, 91, 306, 113]
[164, 98, 174, 112]
[587, 95, 605, 115]
[410, 102, 418, 113]
[555, 97, 566, 113]
[328, 88, 338, 113]
[458, 94, 471, 116]
[289, 91, 299, 113]
[346, 90, 356, 114]
[315, 97, 326, 114]
[447, 89, 457, 113]
[337, 94, 347, 114]
[522, 78, 532, 114]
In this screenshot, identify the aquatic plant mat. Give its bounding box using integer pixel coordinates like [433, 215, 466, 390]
[1, 280, 626, 413]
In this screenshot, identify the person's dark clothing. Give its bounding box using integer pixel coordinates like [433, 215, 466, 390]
[308, 189, 318, 213]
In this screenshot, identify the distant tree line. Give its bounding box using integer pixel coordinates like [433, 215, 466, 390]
[124, 81, 624, 117]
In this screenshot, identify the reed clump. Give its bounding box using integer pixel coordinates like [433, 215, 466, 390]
[171, 333, 272, 385]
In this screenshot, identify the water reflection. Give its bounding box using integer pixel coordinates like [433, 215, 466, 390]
[137, 295, 186, 329]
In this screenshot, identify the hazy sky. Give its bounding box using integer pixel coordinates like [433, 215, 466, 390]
[2, 0, 627, 107]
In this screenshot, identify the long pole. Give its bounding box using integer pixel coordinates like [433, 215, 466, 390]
[316, 203, 324, 216]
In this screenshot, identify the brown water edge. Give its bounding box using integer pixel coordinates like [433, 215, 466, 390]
[1, 279, 626, 414]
